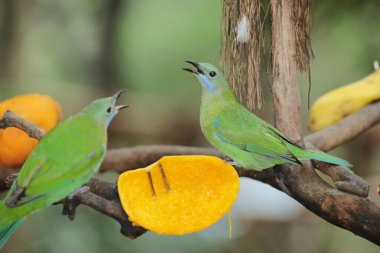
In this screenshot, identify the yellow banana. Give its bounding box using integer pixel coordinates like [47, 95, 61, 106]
[309, 64, 380, 131]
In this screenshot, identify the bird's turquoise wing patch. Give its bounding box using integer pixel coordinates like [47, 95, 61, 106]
[213, 118, 301, 165]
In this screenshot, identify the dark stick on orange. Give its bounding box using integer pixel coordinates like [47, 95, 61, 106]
[146, 170, 155, 196]
[159, 163, 171, 192]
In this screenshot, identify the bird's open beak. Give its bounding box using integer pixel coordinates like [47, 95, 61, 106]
[112, 90, 129, 111]
[113, 89, 127, 100]
[114, 104, 129, 111]
[183, 61, 204, 75]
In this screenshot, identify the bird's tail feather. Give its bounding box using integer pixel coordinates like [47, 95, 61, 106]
[0, 218, 25, 249]
[289, 146, 352, 167]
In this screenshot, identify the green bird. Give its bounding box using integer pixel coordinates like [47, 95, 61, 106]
[183, 61, 351, 171]
[0, 90, 128, 249]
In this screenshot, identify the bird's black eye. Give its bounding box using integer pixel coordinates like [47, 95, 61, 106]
[107, 107, 112, 113]
[209, 71, 216, 77]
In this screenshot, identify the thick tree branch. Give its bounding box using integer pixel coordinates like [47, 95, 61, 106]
[63, 177, 146, 238]
[1, 98, 380, 244]
[100, 146, 221, 173]
[3, 101, 380, 175]
[271, 0, 303, 145]
[305, 101, 380, 197]
[4, 174, 146, 238]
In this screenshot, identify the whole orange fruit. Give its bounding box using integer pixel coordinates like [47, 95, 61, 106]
[0, 94, 62, 168]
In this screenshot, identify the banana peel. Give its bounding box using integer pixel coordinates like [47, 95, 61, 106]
[309, 65, 380, 131]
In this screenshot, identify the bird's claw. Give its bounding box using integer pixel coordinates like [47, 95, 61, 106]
[61, 186, 89, 220]
[62, 196, 80, 220]
[222, 155, 233, 162]
[222, 156, 238, 166]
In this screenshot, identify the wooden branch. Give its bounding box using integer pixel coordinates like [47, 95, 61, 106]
[271, 0, 303, 145]
[313, 162, 369, 197]
[0, 111, 146, 238]
[4, 175, 146, 238]
[269, 0, 380, 246]
[100, 146, 222, 173]
[306, 141, 369, 197]
[304, 101, 380, 197]
[1, 98, 375, 195]
[1, 100, 380, 244]
[62, 177, 146, 239]
[306, 101, 380, 150]
[0, 110, 46, 139]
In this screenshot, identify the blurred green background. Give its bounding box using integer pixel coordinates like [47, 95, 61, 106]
[1, 0, 380, 252]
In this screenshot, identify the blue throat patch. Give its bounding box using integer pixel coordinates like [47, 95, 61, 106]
[106, 112, 117, 128]
[197, 75, 215, 93]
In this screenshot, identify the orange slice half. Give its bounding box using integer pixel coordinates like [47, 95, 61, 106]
[117, 155, 239, 235]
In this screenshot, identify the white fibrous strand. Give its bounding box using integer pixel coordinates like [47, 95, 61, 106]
[236, 15, 250, 43]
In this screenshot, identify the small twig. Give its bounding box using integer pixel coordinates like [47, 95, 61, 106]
[0, 110, 46, 140]
[303, 101, 380, 197]
[306, 101, 380, 151]
[65, 187, 146, 239]
[312, 161, 369, 197]
[305, 143, 369, 197]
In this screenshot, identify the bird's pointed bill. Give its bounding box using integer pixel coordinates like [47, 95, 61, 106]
[113, 89, 127, 100]
[114, 105, 129, 111]
[111, 90, 128, 112]
[183, 61, 204, 75]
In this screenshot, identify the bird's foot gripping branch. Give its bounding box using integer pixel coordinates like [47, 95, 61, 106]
[3, 174, 146, 239]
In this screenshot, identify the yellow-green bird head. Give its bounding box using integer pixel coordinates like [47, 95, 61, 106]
[183, 61, 230, 94]
[81, 90, 129, 128]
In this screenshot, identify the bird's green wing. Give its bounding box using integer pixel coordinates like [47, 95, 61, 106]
[5, 145, 105, 208]
[213, 108, 301, 165]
